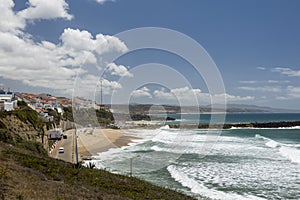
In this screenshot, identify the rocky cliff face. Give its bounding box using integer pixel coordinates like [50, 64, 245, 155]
[0, 114, 40, 141]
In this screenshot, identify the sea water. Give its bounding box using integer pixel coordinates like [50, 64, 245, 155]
[90, 113, 300, 199]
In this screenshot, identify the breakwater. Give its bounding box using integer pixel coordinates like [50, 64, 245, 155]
[168, 121, 300, 129]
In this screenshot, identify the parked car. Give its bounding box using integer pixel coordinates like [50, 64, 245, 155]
[58, 147, 64, 153]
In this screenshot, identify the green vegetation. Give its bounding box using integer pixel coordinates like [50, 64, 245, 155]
[47, 108, 61, 126]
[13, 101, 44, 129]
[62, 106, 73, 122]
[0, 101, 45, 143]
[96, 108, 114, 125]
[63, 106, 115, 126]
[0, 141, 195, 199]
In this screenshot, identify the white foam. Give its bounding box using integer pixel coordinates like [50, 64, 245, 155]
[230, 126, 252, 130]
[255, 134, 268, 140]
[279, 146, 300, 164]
[167, 165, 266, 200]
[265, 140, 279, 148]
[255, 134, 280, 148]
[278, 126, 300, 129]
[255, 134, 300, 164]
[160, 125, 170, 129]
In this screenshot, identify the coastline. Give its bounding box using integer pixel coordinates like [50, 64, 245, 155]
[78, 128, 137, 160]
[168, 120, 300, 129]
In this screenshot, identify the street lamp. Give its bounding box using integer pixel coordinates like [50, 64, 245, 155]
[75, 129, 79, 165]
[129, 155, 140, 177]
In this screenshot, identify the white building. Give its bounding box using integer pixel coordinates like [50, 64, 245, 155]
[0, 91, 17, 111]
[4, 101, 14, 111]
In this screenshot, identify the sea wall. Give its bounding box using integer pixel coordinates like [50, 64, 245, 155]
[168, 121, 300, 129]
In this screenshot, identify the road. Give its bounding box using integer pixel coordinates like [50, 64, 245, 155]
[56, 129, 75, 163]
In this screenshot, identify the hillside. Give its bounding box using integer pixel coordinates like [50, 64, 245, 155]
[111, 104, 300, 114]
[0, 142, 196, 199]
[0, 103, 196, 200]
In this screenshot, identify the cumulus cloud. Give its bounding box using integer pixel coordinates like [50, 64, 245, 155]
[0, 28, 127, 91]
[78, 75, 122, 95]
[272, 67, 300, 77]
[153, 88, 175, 100]
[0, 0, 128, 97]
[107, 63, 133, 77]
[0, 0, 72, 34]
[217, 93, 254, 101]
[18, 0, 73, 20]
[94, 34, 128, 55]
[153, 87, 254, 105]
[60, 28, 95, 51]
[102, 78, 122, 92]
[0, 0, 25, 33]
[131, 87, 152, 98]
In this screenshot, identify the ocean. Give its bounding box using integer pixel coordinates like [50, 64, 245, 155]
[89, 113, 300, 199]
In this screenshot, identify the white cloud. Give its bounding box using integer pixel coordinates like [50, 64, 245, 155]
[102, 78, 122, 91]
[276, 96, 289, 100]
[267, 80, 279, 83]
[217, 93, 254, 101]
[239, 80, 258, 84]
[0, 29, 98, 82]
[153, 87, 254, 105]
[60, 28, 95, 51]
[18, 0, 73, 20]
[153, 88, 175, 100]
[287, 86, 300, 98]
[0, 0, 130, 100]
[131, 87, 152, 98]
[238, 86, 282, 92]
[257, 66, 266, 70]
[272, 67, 300, 77]
[94, 34, 128, 55]
[0, 0, 72, 34]
[95, 0, 115, 4]
[0, 0, 25, 33]
[107, 63, 133, 77]
[239, 80, 290, 84]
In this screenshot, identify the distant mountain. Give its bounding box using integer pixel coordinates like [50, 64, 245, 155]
[110, 103, 300, 114]
[223, 104, 300, 113]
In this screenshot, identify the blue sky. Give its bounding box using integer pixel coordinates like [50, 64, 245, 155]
[0, 0, 300, 109]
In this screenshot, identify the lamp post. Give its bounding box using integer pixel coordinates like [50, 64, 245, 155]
[129, 155, 140, 177]
[75, 129, 78, 165]
[129, 157, 133, 177]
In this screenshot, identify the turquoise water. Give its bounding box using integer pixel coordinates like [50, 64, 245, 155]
[165, 113, 300, 124]
[89, 113, 300, 199]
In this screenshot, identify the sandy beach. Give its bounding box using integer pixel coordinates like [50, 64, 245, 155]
[78, 128, 135, 160]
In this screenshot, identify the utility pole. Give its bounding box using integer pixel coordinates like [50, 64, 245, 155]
[130, 157, 133, 177]
[100, 78, 103, 106]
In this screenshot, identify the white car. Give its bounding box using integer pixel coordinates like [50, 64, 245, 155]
[58, 147, 64, 153]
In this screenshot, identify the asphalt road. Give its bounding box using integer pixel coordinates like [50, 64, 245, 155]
[56, 129, 74, 163]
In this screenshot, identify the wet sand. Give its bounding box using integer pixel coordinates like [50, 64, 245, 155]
[78, 128, 135, 160]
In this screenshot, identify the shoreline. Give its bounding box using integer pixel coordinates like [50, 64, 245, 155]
[78, 128, 137, 160]
[168, 120, 300, 129]
[77, 120, 300, 160]
[119, 120, 300, 129]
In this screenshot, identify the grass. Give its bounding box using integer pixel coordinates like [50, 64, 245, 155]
[0, 141, 196, 200]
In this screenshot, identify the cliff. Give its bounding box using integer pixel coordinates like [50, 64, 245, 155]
[0, 102, 46, 145]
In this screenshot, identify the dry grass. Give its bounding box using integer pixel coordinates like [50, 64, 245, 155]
[0, 142, 196, 200]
